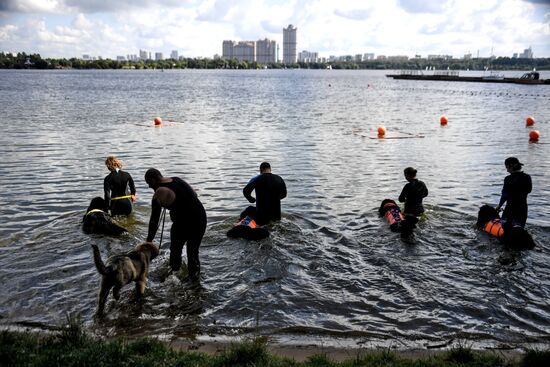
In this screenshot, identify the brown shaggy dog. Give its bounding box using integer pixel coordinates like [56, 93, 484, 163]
[92, 242, 159, 315]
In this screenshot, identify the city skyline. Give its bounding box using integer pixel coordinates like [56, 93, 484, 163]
[1, 0, 549, 59]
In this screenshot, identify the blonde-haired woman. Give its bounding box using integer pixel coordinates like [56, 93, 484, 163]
[104, 156, 136, 216]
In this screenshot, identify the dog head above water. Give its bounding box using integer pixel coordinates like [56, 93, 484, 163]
[87, 197, 108, 213]
[135, 241, 160, 260]
[83, 197, 127, 235]
[477, 205, 535, 250]
[477, 204, 499, 227]
[379, 199, 399, 216]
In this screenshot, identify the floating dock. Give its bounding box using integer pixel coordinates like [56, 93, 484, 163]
[386, 71, 549, 85]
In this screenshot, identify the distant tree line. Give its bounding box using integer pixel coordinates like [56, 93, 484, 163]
[1, 52, 549, 71]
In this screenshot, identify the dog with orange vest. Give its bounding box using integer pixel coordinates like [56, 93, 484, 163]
[476, 204, 534, 250]
[378, 199, 418, 237]
[227, 206, 270, 240]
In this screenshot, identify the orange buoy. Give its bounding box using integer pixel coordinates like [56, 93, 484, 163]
[526, 116, 535, 126]
[440, 116, 448, 125]
[154, 117, 162, 126]
[377, 126, 386, 137]
[529, 130, 540, 142]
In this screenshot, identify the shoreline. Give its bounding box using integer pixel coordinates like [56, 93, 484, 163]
[1, 321, 548, 366]
[157, 332, 546, 362]
[168, 338, 526, 362]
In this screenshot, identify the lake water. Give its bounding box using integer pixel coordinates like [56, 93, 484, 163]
[0, 69, 549, 349]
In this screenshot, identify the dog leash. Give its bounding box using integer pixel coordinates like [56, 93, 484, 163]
[111, 195, 132, 200]
[157, 208, 167, 251]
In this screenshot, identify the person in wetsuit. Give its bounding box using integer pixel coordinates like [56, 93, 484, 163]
[496, 157, 532, 228]
[104, 156, 136, 216]
[242, 162, 287, 225]
[398, 167, 428, 217]
[145, 168, 207, 282]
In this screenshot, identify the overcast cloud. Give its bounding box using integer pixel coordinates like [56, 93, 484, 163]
[0, 0, 548, 58]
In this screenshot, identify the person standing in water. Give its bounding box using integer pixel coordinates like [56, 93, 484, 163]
[398, 167, 428, 217]
[145, 168, 207, 283]
[496, 157, 532, 228]
[104, 156, 136, 216]
[242, 162, 287, 225]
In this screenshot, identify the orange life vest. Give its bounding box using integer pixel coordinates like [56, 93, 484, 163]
[237, 216, 258, 229]
[383, 203, 404, 225]
[484, 219, 504, 237]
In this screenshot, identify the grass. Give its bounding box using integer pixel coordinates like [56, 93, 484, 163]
[1, 317, 549, 367]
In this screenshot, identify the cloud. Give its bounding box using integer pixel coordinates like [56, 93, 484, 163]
[0, 0, 189, 14]
[260, 20, 282, 34]
[72, 13, 93, 29]
[1, 0, 549, 58]
[333, 8, 371, 21]
[196, 0, 234, 22]
[0, 0, 60, 13]
[522, 0, 550, 5]
[396, 0, 451, 14]
[0, 24, 17, 40]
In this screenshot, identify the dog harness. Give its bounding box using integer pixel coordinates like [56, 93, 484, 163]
[383, 203, 404, 225]
[484, 219, 504, 237]
[237, 216, 258, 229]
[86, 209, 105, 215]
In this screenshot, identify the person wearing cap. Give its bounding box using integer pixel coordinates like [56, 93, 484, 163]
[243, 162, 287, 225]
[145, 168, 207, 283]
[104, 156, 136, 216]
[496, 157, 532, 228]
[398, 167, 428, 217]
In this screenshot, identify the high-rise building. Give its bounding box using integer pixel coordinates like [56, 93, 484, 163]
[519, 47, 533, 59]
[222, 40, 236, 59]
[233, 41, 255, 62]
[139, 49, 148, 60]
[170, 50, 178, 59]
[256, 38, 276, 63]
[298, 50, 318, 63]
[364, 53, 375, 60]
[155, 52, 163, 61]
[283, 24, 297, 64]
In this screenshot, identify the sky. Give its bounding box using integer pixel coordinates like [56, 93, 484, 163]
[0, 0, 549, 59]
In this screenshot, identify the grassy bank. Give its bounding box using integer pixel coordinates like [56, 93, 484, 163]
[1, 318, 548, 366]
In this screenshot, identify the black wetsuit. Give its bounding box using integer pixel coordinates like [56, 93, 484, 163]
[243, 173, 287, 225]
[398, 179, 428, 216]
[104, 170, 136, 216]
[499, 171, 532, 228]
[147, 177, 207, 278]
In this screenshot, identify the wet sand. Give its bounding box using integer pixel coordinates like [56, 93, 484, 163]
[168, 338, 523, 362]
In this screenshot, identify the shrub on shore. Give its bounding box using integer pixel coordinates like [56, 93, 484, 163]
[1, 318, 549, 367]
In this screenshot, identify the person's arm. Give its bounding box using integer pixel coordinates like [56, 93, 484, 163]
[146, 199, 162, 242]
[280, 178, 287, 199]
[128, 173, 137, 202]
[398, 183, 409, 203]
[526, 174, 532, 194]
[103, 175, 111, 207]
[243, 176, 257, 203]
[496, 178, 509, 210]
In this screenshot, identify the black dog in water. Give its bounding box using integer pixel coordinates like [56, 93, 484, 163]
[226, 206, 269, 240]
[83, 197, 127, 236]
[378, 199, 418, 237]
[476, 204, 534, 250]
